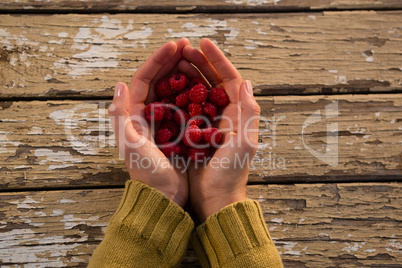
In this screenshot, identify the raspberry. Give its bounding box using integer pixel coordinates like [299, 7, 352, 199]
[203, 102, 217, 119]
[209, 87, 229, 107]
[156, 128, 173, 144]
[159, 142, 181, 157]
[188, 117, 204, 127]
[145, 102, 165, 122]
[188, 103, 203, 118]
[174, 109, 190, 126]
[183, 125, 202, 146]
[188, 147, 210, 161]
[155, 78, 174, 98]
[175, 90, 190, 107]
[189, 77, 208, 89]
[202, 127, 222, 147]
[160, 120, 179, 137]
[169, 73, 187, 91]
[189, 84, 208, 104]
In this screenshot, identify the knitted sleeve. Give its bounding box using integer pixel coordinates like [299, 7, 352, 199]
[191, 199, 283, 268]
[88, 180, 194, 268]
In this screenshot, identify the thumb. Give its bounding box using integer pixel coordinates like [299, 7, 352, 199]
[239, 80, 260, 149]
[109, 82, 144, 158]
[109, 82, 130, 139]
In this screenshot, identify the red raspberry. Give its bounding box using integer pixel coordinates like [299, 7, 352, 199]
[183, 125, 202, 146]
[209, 87, 229, 107]
[189, 77, 208, 89]
[159, 142, 181, 157]
[188, 103, 203, 118]
[145, 102, 165, 122]
[161, 97, 173, 104]
[188, 147, 210, 161]
[202, 127, 222, 147]
[189, 84, 208, 104]
[188, 117, 204, 127]
[160, 120, 179, 137]
[155, 128, 173, 144]
[203, 102, 217, 119]
[175, 90, 190, 107]
[174, 109, 190, 126]
[155, 78, 174, 98]
[169, 73, 187, 91]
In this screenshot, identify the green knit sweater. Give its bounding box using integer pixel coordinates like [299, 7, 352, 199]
[88, 180, 283, 267]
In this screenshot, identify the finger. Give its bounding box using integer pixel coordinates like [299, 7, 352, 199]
[156, 37, 190, 80]
[144, 38, 191, 104]
[183, 45, 222, 87]
[129, 41, 177, 104]
[109, 82, 143, 156]
[200, 38, 242, 86]
[238, 80, 260, 150]
[177, 59, 205, 81]
[109, 82, 130, 137]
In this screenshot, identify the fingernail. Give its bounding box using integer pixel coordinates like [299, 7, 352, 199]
[245, 80, 253, 95]
[115, 83, 124, 97]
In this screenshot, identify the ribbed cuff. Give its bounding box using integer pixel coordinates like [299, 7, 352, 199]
[89, 180, 194, 267]
[191, 199, 283, 268]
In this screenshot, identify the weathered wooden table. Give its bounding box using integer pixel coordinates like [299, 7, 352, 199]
[1, 1, 401, 267]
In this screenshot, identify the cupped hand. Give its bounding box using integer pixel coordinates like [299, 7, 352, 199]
[108, 38, 190, 207]
[182, 39, 261, 221]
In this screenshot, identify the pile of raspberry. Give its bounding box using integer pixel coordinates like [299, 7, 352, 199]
[145, 73, 229, 161]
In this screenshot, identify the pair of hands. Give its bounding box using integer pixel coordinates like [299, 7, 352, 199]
[109, 38, 261, 222]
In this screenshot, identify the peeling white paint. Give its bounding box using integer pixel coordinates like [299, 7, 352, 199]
[14, 165, 29, 170]
[282, 241, 300, 256]
[334, 75, 347, 84]
[60, 198, 75, 204]
[385, 239, 401, 253]
[53, 16, 152, 77]
[34, 149, 83, 170]
[58, 32, 68, 38]
[271, 218, 283, 223]
[51, 209, 64, 216]
[49, 105, 114, 155]
[362, 51, 374, 62]
[225, 0, 281, 6]
[0, 130, 21, 155]
[11, 196, 41, 209]
[167, 19, 240, 41]
[28, 126, 43, 135]
[342, 242, 366, 253]
[61, 214, 101, 230]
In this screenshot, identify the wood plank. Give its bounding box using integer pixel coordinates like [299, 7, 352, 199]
[0, 183, 400, 266]
[0, 94, 401, 189]
[1, 0, 402, 12]
[1, 12, 401, 98]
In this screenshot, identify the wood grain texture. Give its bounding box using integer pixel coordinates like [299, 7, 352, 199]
[1, 0, 402, 12]
[1, 12, 401, 98]
[0, 94, 400, 190]
[0, 183, 400, 267]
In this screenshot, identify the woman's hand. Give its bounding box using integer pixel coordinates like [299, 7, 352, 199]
[182, 39, 261, 221]
[108, 38, 190, 207]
